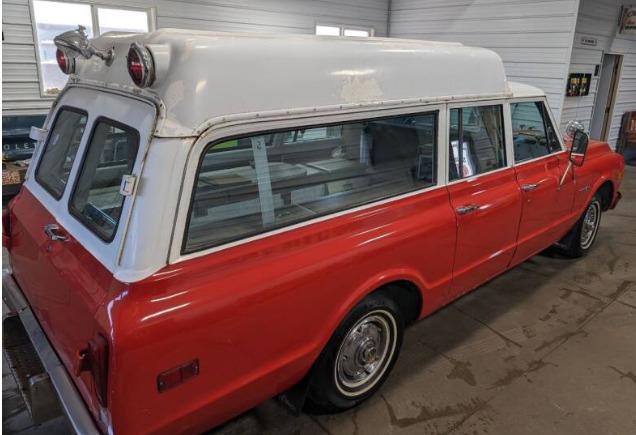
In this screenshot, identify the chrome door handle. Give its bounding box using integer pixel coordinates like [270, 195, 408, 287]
[43, 224, 67, 242]
[456, 204, 479, 215]
[521, 183, 539, 192]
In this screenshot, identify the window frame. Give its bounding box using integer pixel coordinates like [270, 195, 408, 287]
[508, 97, 565, 167]
[29, 0, 156, 98]
[173, 104, 446, 260]
[446, 99, 512, 185]
[315, 23, 375, 37]
[67, 115, 140, 243]
[34, 105, 88, 200]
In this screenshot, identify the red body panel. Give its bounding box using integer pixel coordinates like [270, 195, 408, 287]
[511, 152, 575, 263]
[6, 140, 624, 434]
[8, 189, 126, 431]
[447, 168, 522, 296]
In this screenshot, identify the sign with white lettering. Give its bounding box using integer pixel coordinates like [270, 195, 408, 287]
[581, 36, 597, 46]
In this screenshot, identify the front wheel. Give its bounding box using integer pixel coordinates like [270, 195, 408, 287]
[559, 194, 603, 258]
[305, 291, 404, 414]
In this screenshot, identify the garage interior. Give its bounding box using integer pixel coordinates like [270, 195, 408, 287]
[2, 0, 636, 434]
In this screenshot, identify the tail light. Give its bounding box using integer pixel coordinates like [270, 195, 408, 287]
[127, 43, 155, 88]
[56, 49, 75, 74]
[78, 334, 109, 407]
[2, 208, 11, 249]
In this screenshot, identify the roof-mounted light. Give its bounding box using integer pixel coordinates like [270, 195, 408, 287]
[127, 43, 155, 88]
[56, 48, 75, 74]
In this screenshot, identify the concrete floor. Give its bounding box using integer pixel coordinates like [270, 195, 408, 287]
[3, 166, 635, 435]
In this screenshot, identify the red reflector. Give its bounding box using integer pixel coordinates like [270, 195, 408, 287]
[157, 359, 199, 393]
[77, 334, 109, 407]
[56, 49, 74, 74]
[127, 43, 155, 88]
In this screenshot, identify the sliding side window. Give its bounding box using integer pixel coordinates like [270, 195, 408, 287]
[184, 112, 438, 253]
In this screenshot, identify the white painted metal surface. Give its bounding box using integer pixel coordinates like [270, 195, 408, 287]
[75, 29, 510, 137]
[24, 30, 551, 282]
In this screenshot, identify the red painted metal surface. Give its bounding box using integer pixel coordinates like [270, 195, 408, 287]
[5, 140, 624, 434]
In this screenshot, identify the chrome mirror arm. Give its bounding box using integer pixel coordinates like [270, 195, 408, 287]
[54, 25, 115, 66]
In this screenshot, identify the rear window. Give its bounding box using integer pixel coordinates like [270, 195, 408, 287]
[69, 118, 139, 242]
[35, 108, 87, 199]
[184, 111, 438, 253]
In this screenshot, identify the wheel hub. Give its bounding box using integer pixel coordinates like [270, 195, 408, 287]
[335, 311, 396, 397]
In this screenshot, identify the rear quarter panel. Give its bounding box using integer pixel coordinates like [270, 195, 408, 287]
[107, 187, 456, 435]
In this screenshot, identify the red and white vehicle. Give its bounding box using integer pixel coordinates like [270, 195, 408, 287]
[2, 29, 624, 434]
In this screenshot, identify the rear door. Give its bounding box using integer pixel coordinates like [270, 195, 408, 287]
[446, 102, 522, 297]
[509, 100, 573, 264]
[9, 87, 155, 420]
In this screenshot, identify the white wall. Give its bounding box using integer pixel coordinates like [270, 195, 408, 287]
[561, 0, 636, 148]
[388, 0, 581, 122]
[2, 0, 389, 115]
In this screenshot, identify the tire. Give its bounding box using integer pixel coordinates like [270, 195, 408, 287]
[559, 193, 603, 258]
[305, 290, 404, 414]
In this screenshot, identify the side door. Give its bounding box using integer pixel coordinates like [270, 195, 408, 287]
[509, 100, 574, 265]
[447, 102, 523, 297]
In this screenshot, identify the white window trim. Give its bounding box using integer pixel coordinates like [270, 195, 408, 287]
[315, 23, 375, 37]
[169, 103, 445, 264]
[29, 0, 157, 98]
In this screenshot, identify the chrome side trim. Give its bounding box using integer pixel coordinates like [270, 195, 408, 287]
[2, 271, 101, 435]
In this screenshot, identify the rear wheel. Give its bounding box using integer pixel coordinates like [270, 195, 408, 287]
[305, 291, 404, 414]
[559, 193, 602, 258]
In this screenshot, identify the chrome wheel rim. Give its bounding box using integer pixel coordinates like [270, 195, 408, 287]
[580, 200, 601, 249]
[334, 309, 397, 397]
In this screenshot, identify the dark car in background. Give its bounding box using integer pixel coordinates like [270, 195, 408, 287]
[2, 115, 46, 203]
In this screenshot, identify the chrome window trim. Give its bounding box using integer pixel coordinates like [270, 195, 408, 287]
[170, 103, 447, 264]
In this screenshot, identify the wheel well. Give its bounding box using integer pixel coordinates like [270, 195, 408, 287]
[597, 181, 614, 210]
[376, 280, 422, 326]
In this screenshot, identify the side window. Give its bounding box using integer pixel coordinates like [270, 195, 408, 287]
[448, 105, 506, 181]
[511, 101, 561, 163]
[35, 108, 88, 199]
[69, 119, 139, 242]
[184, 112, 438, 253]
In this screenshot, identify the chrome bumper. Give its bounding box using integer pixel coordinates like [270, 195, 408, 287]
[2, 270, 101, 435]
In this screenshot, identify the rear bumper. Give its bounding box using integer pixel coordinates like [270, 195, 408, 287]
[2, 270, 101, 435]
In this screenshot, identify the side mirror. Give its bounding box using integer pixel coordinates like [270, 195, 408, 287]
[569, 129, 589, 167]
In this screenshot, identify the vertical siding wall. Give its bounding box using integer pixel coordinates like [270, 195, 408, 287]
[561, 0, 636, 147]
[2, 0, 389, 115]
[388, 0, 581, 122]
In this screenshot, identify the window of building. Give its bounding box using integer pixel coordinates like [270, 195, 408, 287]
[184, 112, 437, 253]
[31, 1, 153, 96]
[316, 24, 373, 37]
[69, 118, 139, 242]
[511, 102, 562, 163]
[449, 105, 506, 181]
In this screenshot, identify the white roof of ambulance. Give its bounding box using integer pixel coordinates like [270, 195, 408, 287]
[72, 29, 527, 137]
